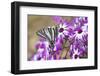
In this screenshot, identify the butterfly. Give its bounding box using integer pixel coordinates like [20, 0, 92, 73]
[36, 26, 58, 52]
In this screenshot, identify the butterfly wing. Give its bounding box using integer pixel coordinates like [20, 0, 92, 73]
[36, 26, 58, 49]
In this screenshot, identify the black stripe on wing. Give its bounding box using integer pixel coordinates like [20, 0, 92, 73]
[36, 26, 58, 49]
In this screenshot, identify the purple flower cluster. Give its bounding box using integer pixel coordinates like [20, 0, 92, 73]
[31, 16, 88, 61]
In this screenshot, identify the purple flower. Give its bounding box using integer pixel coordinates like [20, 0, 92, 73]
[66, 17, 88, 39]
[69, 36, 88, 59]
[52, 16, 68, 25]
[53, 37, 63, 54]
[74, 17, 88, 27]
[74, 26, 88, 39]
[32, 41, 50, 60]
[72, 49, 80, 59]
[58, 23, 69, 38]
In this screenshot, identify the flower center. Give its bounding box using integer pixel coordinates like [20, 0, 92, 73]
[59, 28, 64, 32]
[78, 29, 82, 34]
[74, 54, 78, 59]
[37, 57, 41, 60]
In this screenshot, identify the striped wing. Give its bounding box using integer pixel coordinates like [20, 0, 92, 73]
[36, 26, 58, 48]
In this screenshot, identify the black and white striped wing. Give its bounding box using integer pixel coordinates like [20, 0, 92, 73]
[36, 26, 58, 48]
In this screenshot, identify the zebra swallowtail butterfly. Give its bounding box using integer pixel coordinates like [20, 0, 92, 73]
[36, 26, 58, 50]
